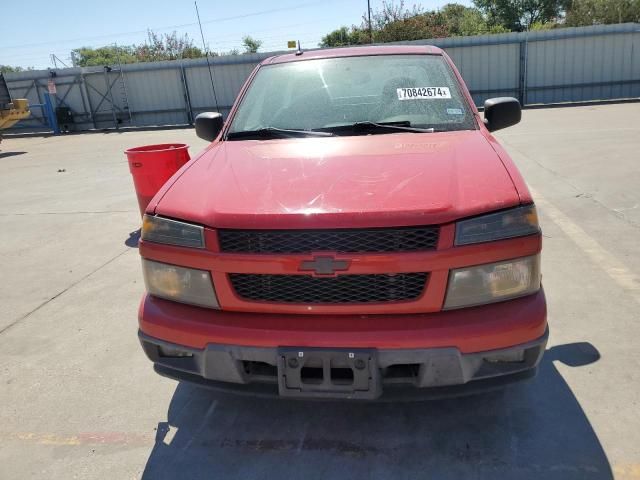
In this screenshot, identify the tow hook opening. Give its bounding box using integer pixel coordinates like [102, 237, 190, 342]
[483, 349, 526, 364]
[330, 367, 355, 385]
[158, 346, 193, 358]
[383, 363, 421, 380]
[300, 366, 324, 384]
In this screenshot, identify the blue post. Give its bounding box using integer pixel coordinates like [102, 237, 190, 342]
[43, 92, 60, 135]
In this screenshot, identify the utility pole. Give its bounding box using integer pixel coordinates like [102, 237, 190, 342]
[367, 0, 373, 43]
[195, 1, 220, 111]
[49, 54, 70, 69]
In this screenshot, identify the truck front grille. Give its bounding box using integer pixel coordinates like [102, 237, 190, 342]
[218, 226, 439, 254]
[229, 273, 428, 304]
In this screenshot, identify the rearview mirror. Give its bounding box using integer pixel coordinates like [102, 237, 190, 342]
[483, 97, 521, 132]
[195, 112, 223, 141]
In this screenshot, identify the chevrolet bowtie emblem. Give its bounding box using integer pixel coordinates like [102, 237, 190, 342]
[299, 256, 351, 276]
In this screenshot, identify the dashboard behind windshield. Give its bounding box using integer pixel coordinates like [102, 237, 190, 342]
[228, 54, 476, 135]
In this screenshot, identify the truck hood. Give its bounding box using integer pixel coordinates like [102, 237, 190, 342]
[154, 131, 520, 229]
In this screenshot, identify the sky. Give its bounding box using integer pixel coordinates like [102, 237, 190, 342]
[1, 0, 471, 70]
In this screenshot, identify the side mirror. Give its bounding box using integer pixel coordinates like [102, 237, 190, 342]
[483, 97, 521, 132]
[195, 112, 223, 141]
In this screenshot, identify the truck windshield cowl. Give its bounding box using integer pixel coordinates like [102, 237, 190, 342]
[227, 54, 476, 137]
[227, 127, 334, 140]
[318, 121, 436, 135]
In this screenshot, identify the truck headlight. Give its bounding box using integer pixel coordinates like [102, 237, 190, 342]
[444, 254, 540, 310]
[142, 215, 205, 248]
[455, 205, 539, 245]
[142, 259, 219, 308]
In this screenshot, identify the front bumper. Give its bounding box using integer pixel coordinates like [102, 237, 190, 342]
[139, 328, 548, 400]
[138, 289, 547, 353]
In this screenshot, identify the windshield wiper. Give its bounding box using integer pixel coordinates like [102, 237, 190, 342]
[320, 121, 435, 135]
[227, 127, 334, 140]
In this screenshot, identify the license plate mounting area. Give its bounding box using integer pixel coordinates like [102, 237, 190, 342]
[277, 347, 381, 399]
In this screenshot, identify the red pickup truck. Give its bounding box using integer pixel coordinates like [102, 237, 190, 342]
[138, 45, 547, 400]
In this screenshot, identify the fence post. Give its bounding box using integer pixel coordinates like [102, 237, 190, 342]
[518, 40, 528, 105]
[104, 66, 119, 129]
[80, 73, 97, 129]
[180, 64, 194, 125]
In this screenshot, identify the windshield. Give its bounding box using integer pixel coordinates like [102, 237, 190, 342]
[228, 54, 476, 136]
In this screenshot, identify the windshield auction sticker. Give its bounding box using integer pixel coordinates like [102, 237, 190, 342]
[397, 87, 451, 100]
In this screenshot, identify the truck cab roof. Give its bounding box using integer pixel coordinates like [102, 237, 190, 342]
[263, 45, 445, 65]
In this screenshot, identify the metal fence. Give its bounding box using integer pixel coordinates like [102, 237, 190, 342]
[4, 22, 639, 133]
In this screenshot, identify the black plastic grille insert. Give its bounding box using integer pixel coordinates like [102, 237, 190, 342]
[218, 227, 439, 254]
[229, 273, 428, 304]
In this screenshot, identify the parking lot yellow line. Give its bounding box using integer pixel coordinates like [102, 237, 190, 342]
[531, 188, 640, 305]
[9, 432, 81, 446]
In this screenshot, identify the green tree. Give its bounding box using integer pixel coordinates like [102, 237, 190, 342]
[367, 1, 449, 42]
[72, 30, 204, 67]
[319, 1, 454, 47]
[439, 3, 508, 35]
[319, 26, 369, 47]
[318, 1, 509, 48]
[565, 0, 640, 25]
[1, 65, 34, 74]
[72, 45, 137, 67]
[473, 0, 566, 31]
[241, 36, 263, 53]
[529, 20, 559, 29]
[134, 31, 204, 61]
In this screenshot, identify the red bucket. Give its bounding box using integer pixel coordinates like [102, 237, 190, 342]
[125, 143, 190, 217]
